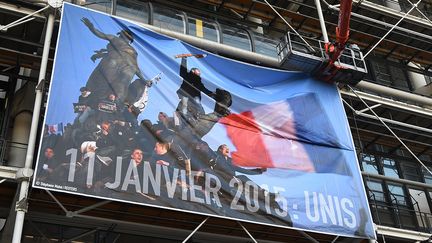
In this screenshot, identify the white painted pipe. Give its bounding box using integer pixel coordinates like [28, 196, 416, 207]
[356, 81, 432, 106]
[11, 12, 55, 243]
[314, 0, 329, 43]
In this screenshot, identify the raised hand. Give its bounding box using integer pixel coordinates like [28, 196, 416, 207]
[81, 17, 94, 29]
[174, 53, 207, 59]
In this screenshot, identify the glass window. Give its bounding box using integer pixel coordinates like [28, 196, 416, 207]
[221, 25, 252, 51]
[422, 166, 432, 185]
[371, 61, 392, 86]
[401, 163, 421, 182]
[374, 144, 391, 153]
[366, 180, 385, 202]
[153, 6, 186, 34]
[382, 157, 400, 178]
[254, 34, 279, 58]
[389, 66, 409, 91]
[84, 0, 112, 14]
[361, 153, 379, 174]
[388, 184, 407, 206]
[116, 0, 149, 24]
[409, 188, 431, 229]
[188, 17, 219, 42]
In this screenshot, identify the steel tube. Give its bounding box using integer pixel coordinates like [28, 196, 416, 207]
[314, 0, 329, 43]
[11, 11, 55, 243]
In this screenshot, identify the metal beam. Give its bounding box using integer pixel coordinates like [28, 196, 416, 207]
[298, 231, 320, 243]
[325, 2, 432, 43]
[348, 113, 432, 140]
[0, 35, 55, 51]
[12, 10, 55, 243]
[348, 125, 432, 148]
[347, 85, 432, 177]
[0, 2, 46, 21]
[70, 200, 112, 216]
[350, 0, 432, 29]
[0, 166, 19, 180]
[340, 88, 432, 117]
[0, 5, 49, 32]
[27, 211, 294, 243]
[358, 104, 381, 114]
[262, 0, 316, 52]
[60, 228, 99, 243]
[375, 225, 431, 241]
[181, 217, 209, 243]
[362, 172, 432, 190]
[353, 112, 432, 134]
[363, 0, 423, 58]
[45, 190, 69, 215]
[27, 219, 53, 243]
[314, 0, 329, 43]
[238, 222, 258, 243]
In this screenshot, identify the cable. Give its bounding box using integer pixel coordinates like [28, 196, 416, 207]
[261, 0, 316, 52]
[347, 85, 432, 177]
[364, 0, 423, 58]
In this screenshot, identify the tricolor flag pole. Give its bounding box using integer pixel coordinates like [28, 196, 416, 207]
[11, 7, 56, 243]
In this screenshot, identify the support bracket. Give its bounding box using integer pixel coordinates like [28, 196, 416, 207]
[15, 198, 28, 213]
[15, 168, 33, 181]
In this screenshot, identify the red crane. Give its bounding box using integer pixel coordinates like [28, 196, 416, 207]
[314, 0, 363, 84]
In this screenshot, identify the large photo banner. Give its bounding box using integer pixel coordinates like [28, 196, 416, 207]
[33, 3, 375, 238]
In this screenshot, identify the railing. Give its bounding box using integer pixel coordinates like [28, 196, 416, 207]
[410, 193, 432, 232]
[277, 32, 367, 74]
[276, 32, 324, 63]
[367, 190, 432, 233]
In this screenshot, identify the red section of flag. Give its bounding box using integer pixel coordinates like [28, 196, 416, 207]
[219, 103, 315, 172]
[219, 112, 273, 168]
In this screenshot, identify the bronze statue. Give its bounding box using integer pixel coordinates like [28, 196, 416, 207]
[81, 18, 145, 102]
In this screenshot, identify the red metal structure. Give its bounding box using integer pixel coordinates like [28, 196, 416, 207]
[315, 0, 363, 84]
[329, 0, 353, 62]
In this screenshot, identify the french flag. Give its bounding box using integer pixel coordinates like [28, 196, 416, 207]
[219, 93, 351, 175]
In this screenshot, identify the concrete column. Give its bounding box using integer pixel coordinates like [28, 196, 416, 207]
[386, 0, 402, 12]
[407, 62, 428, 90]
[7, 112, 32, 167]
[247, 16, 263, 34]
